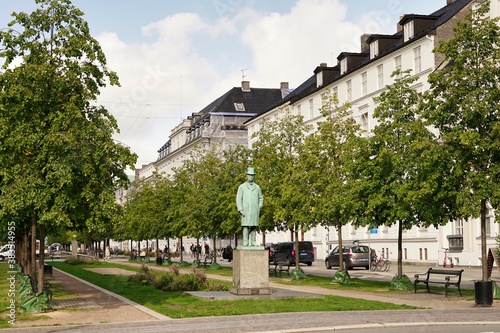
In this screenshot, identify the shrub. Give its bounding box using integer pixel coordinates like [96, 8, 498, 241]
[64, 257, 100, 265]
[128, 265, 227, 292]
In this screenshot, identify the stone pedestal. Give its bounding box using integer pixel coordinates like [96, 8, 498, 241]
[230, 249, 271, 295]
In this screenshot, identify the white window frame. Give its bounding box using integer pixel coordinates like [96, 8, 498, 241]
[394, 55, 402, 77]
[377, 64, 384, 89]
[370, 40, 379, 59]
[404, 20, 414, 42]
[414, 46, 421, 74]
[361, 72, 368, 96]
[340, 58, 347, 74]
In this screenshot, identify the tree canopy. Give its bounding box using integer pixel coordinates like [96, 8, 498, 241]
[422, 2, 500, 279]
[0, 0, 136, 289]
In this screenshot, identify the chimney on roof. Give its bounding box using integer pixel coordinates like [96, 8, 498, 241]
[280, 82, 289, 89]
[360, 34, 370, 53]
[241, 81, 250, 92]
[397, 15, 404, 32]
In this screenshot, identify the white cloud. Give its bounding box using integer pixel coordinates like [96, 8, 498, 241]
[93, 0, 401, 169]
[240, 0, 362, 87]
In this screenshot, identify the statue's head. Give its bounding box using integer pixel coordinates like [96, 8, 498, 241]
[246, 167, 255, 182]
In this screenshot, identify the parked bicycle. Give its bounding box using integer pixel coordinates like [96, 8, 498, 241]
[370, 251, 390, 272]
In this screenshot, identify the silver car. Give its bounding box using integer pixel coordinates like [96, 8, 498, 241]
[325, 244, 370, 270]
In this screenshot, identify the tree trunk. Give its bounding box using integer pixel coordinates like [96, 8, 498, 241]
[180, 237, 183, 262]
[397, 220, 403, 278]
[37, 224, 45, 294]
[480, 199, 488, 280]
[294, 230, 300, 270]
[196, 238, 200, 260]
[30, 214, 37, 279]
[156, 238, 160, 259]
[212, 236, 217, 264]
[338, 224, 344, 270]
[21, 226, 29, 274]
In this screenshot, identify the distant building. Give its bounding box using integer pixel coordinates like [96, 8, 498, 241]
[136, 81, 288, 181]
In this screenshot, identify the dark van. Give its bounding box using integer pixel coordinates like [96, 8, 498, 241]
[272, 241, 315, 266]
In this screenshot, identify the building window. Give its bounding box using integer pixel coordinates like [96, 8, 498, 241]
[346, 80, 352, 101]
[360, 112, 369, 131]
[321, 92, 327, 106]
[394, 55, 402, 76]
[414, 46, 421, 74]
[404, 20, 414, 42]
[340, 58, 347, 74]
[309, 99, 314, 119]
[296, 104, 301, 117]
[447, 235, 464, 251]
[404, 248, 407, 260]
[424, 248, 428, 260]
[455, 219, 464, 235]
[377, 64, 384, 89]
[361, 72, 367, 95]
[333, 86, 338, 97]
[370, 40, 379, 59]
[419, 248, 422, 260]
[234, 103, 245, 111]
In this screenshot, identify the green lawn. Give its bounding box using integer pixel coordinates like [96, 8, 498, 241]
[48, 261, 417, 318]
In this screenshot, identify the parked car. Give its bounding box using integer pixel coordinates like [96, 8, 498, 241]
[272, 241, 315, 266]
[325, 244, 371, 270]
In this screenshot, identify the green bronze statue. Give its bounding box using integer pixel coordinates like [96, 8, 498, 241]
[236, 167, 263, 247]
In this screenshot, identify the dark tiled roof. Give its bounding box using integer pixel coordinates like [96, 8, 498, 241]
[197, 87, 283, 115]
[255, 0, 472, 118]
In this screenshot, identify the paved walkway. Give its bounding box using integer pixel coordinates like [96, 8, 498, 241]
[10, 259, 499, 330]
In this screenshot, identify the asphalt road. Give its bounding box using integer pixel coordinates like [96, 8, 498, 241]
[3, 309, 500, 333]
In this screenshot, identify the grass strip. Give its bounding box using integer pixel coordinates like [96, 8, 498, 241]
[50, 261, 417, 318]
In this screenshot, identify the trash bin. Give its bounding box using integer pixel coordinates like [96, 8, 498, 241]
[43, 264, 53, 277]
[156, 257, 163, 265]
[474, 280, 493, 306]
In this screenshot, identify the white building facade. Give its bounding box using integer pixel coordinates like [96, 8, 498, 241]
[247, 0, 500, 266]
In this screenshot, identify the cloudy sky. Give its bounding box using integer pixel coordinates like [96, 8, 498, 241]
[2, 0, 443, 169]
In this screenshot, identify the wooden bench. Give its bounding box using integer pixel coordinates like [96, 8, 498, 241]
[414, 268, 464, 297]
[269, 253, 291, 277]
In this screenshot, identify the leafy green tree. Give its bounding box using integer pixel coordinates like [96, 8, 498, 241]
[251, 110, 312, 270]
[363, 69, 446, 279]
[423, 2, 500, 280]
[301, 89, 366, 272]
[0, 0, 136, 292]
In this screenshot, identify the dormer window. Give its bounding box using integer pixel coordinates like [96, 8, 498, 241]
[404, 20, 414, 42]
[370, 40, 379, 59]
[340, 58, 347, 74]
[234, 103, 245, 111]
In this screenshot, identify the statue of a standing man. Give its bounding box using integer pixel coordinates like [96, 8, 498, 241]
[236, 167, 263, 247]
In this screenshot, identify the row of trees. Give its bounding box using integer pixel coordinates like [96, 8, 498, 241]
[121, 4, 500, 281]
[0, 0, 136, 294]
